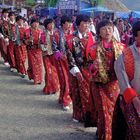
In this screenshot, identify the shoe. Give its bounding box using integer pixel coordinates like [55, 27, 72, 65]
[72, 118, 79, 123]
[19, 73, 26, 78]
[10, 68, 14, 72]
[63, 105, 70, 111]
[4, 62, 10, 67]
[21, 74, 26, 78]
[13, 68, 17, 73]
[10, 68, 17, 73]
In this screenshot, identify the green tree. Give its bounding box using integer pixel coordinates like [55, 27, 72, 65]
[44, 0, 58, 7]
[90, 0, 104, 6]
[98, 0, 104, 5]
[25, 0, 35, 6]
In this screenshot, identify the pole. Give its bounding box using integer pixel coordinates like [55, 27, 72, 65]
[12, 0, 16, 6]
[2, 0, 5, 5]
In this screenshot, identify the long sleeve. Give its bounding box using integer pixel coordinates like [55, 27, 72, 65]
[114, 55, 138, 103]
[52, 31, 60, 52]
[52, 37, 59, 52]
[65, 38, 81, 76]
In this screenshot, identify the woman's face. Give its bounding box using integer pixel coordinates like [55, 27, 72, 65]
[99, 25, 114, 40]
[62, 21, 71, 30]
[32, 22, 39, 29]
[18, 19, 23, 26]
[3, 12, 8, 18]
[78, 21, 89, 34]
[9, 15, 15, 21]
[47, 22, 54, 31]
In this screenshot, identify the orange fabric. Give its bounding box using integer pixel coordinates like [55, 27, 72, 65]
[123, 88, 138, 103]
[123, 47, 134, 81]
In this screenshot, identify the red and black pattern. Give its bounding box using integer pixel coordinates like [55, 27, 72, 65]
[43, 55, 60, 94]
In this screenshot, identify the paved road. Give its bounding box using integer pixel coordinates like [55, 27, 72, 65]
[0, 59, 97, 140]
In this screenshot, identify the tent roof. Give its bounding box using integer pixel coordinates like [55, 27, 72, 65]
[80, 6, 113, 12]
[115, 11, 130, 18]
[132, 11, 140, 18]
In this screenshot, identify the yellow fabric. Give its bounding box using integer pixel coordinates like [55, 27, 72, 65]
[94, 38, 123, 84]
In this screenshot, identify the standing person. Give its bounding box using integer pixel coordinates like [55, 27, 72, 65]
[25, 18, 43, 84]
[88, 20, 124, 140]
[113, 21, 140, 140]
[40, 18, 60, 95]
[53, 15, 72, 110]
[66, 14, 95, 123]
[113, 20, 121, 42]
[0, 9, 10, 66]
[89, 18, 96, 36]
[117, 19, 125, 43]
[15, 15, 27, 78]
[7, 12, 17, 72]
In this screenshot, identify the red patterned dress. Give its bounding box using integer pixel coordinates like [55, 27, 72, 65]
[89, 39, 124, 140]
[53, 29, 72, 107]
[25, 28, 43, 84]
[40, 30, 60, 94]
[15, 25, 27, 75]
[66, 31, 96, 124]
[7, 20, 16, 69]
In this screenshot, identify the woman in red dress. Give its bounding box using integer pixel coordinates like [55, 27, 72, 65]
[25, 18, 43, 84]
[15, 15, 27, 78]
[89, 20, 124, 140]
[7, 12, 17, 72]
[40, 18, 60, 94]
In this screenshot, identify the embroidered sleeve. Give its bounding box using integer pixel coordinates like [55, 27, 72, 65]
[66, 45, 77, 69]
[52, 31, 59, 52]
[65, 37, 79, 72]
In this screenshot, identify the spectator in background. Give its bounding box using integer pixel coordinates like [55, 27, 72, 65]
[89, 18, 96, 36]
[113, 20, 121, 42]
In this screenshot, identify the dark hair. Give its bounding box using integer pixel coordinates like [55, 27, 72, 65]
[44, 18, 54, 28]
[119, 19, 123, 23]
[132, 21, 140, 37]
[61, 15, 72, 26]
[96, 19, 113, 36]
[2, 8, 9, 14]
[30, 18, 39, 25]
[9, 12, 15, 17]
[76, 14, 90, 26]
[16, 15, 24, 22]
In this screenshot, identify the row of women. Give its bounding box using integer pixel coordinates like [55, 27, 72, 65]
[0, 8, 139, 140]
